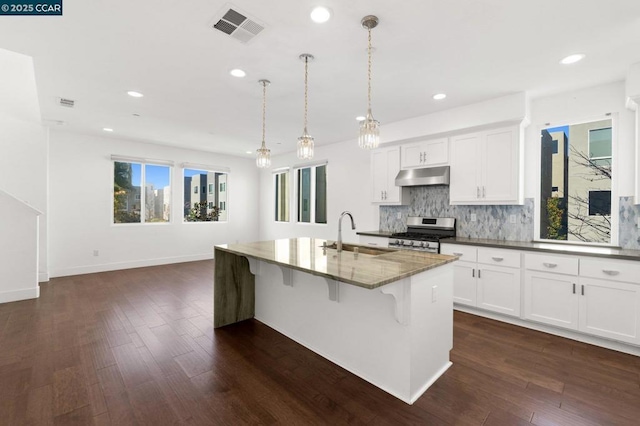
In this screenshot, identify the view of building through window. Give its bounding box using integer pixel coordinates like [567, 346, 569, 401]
[184, 169, 228, 221]
[539, 118, 612, 243]
[113, 161, 171, 224]
[274, 170, 289, 222]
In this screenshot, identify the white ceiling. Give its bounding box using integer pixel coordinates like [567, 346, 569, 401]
[1, 0, 640, 157]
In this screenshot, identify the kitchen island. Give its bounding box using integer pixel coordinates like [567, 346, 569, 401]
[214, 238, 457, 404]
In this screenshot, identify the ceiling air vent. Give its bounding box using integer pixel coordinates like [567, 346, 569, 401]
[211, 5, 265, 44]
[57, 97, 75, 108]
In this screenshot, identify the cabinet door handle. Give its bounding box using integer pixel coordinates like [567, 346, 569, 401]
[477, 186, 480, 198]
[453, 252, 463, 256]
[367, 243, 378, 246]
[482, 186, 486, 198]
[478, 269, 481, 279]
[491, 256, 504, 262]
[581, 285, 585, 296]
[572, 283, 576, 294]
[419, 152, 423, 163]
[384, 191, 387, 199]
[602, 269, 620, 276]
[472, 269, 475, 278]
[423, 152, 427, 163]
[543, 262, 557, 268]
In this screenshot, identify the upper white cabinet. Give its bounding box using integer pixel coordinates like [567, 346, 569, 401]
[400, 138, 449, 169]
[371, 146, 408, 205]
[449, 125, 523, 205]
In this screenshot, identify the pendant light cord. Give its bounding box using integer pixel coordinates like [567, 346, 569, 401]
[367, 27, 372, 112]
[261, 81, 267, 148]
[304, 56, 309, 130]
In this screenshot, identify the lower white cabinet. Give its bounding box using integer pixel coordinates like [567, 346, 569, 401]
[524, 270, 579, 330]
[441, 244, 521, 317]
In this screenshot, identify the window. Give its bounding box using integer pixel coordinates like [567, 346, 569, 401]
[184, 168, 228, 222]
[113, 161, 171, 224]
[296, 164, 327, 224]
[539, 118, 613, 243]
[274, 170, 290, 222]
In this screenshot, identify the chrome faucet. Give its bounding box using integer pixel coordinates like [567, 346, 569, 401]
[337, 211, 356, 253]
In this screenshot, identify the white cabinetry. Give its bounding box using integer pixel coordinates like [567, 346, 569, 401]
[578, 258, 640, 345]
[400, 138, 449, 169]
[371, 146, 408, 204]
[358, 235, 389, 248]
[524, 253, 580, 330]
[449, 125, 522, 205]
[441, 244, 521, 317]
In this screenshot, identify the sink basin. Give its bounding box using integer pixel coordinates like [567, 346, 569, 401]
[323, 242, 393, 256]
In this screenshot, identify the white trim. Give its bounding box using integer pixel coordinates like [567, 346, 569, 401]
[181, 162, 231, 173]
[293, 159, 328, 169]
[272, 166, 290, 173]
[49, 253, 213, 278]
[111, 154, 174, 166]
[0, 287, 40, 304]
[38, 271, 49, 282]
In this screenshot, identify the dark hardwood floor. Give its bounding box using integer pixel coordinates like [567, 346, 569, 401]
[1, 260, 639, 425]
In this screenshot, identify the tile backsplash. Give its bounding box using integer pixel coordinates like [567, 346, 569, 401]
[380, 187, 640, 249]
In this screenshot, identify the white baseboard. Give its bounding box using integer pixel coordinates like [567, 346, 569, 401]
[454, 305, 640, 357]
[49, 253, 214, 278]
[38, 271, 49, 282]
[0, 286, 40, 304]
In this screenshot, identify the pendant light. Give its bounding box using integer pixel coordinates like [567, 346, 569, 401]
[359, 15, 380, 150]
[256, 79, 271, 168]
[297, 54, 315, 159]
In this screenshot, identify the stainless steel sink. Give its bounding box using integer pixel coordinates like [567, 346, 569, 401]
[323, 242, 393, 256]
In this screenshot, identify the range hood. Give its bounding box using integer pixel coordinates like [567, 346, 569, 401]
[395, 166, 450, 186]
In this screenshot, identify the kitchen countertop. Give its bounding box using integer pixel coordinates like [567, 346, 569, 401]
[215, 237, 457, 289]
[441, 237, 640, 261]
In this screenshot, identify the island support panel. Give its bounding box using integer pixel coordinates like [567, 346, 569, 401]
[214, 248, 255, 328]
[253, 261, 454, 404]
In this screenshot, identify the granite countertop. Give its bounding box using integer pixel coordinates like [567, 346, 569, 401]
[215, 238, 457, 289]
[442, 237, 640, 261]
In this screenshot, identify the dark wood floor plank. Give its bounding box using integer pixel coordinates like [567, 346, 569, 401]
[1, 260, 639, 425]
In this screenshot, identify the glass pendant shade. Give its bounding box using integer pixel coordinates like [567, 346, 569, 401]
[297, 129, 314, 159]
[256, 146, 271, 168]
[358, 109, 380, 149]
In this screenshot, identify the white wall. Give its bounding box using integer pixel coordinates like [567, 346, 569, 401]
[48, 130, 259, 277]
[0, 48, 48, 282]
[258, 139, 377, 242]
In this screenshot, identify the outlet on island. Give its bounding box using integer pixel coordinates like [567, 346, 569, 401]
[470, 213, 477, 222]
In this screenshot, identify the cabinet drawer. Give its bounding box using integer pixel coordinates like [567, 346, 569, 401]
[359, 235, 389, 248]
[440, 244, 477, 262]
[525, 253, 578, 275]
[478, 248, 520, 268]
[580, 258, 640, 283]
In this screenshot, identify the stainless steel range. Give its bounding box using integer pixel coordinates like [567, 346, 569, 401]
[388, 217, 456, 253]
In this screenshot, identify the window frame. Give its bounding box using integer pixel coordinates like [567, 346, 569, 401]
[274, 168, 291, 223]
[181, 163, 231, 224]
[111, 156, 173, 226]
[533, 114, 618, 246]
[294, 162, 328, 225]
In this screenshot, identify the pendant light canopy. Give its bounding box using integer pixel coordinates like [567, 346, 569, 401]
[256, 79, 271, 168]
[297, 53, 315, 160]
[359, 15, 380, 150]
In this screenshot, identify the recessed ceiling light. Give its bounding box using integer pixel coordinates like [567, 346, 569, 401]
[356, 116, 366, 121]
[310, 6, 331, 23]
[560, 53, 585, 65]
[230, 69, 246, 78]
[127, 91, 144, 98]
[246, 151, 253, 154]
[103, 128, 114, 132]
[433, 93, 447, 100]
